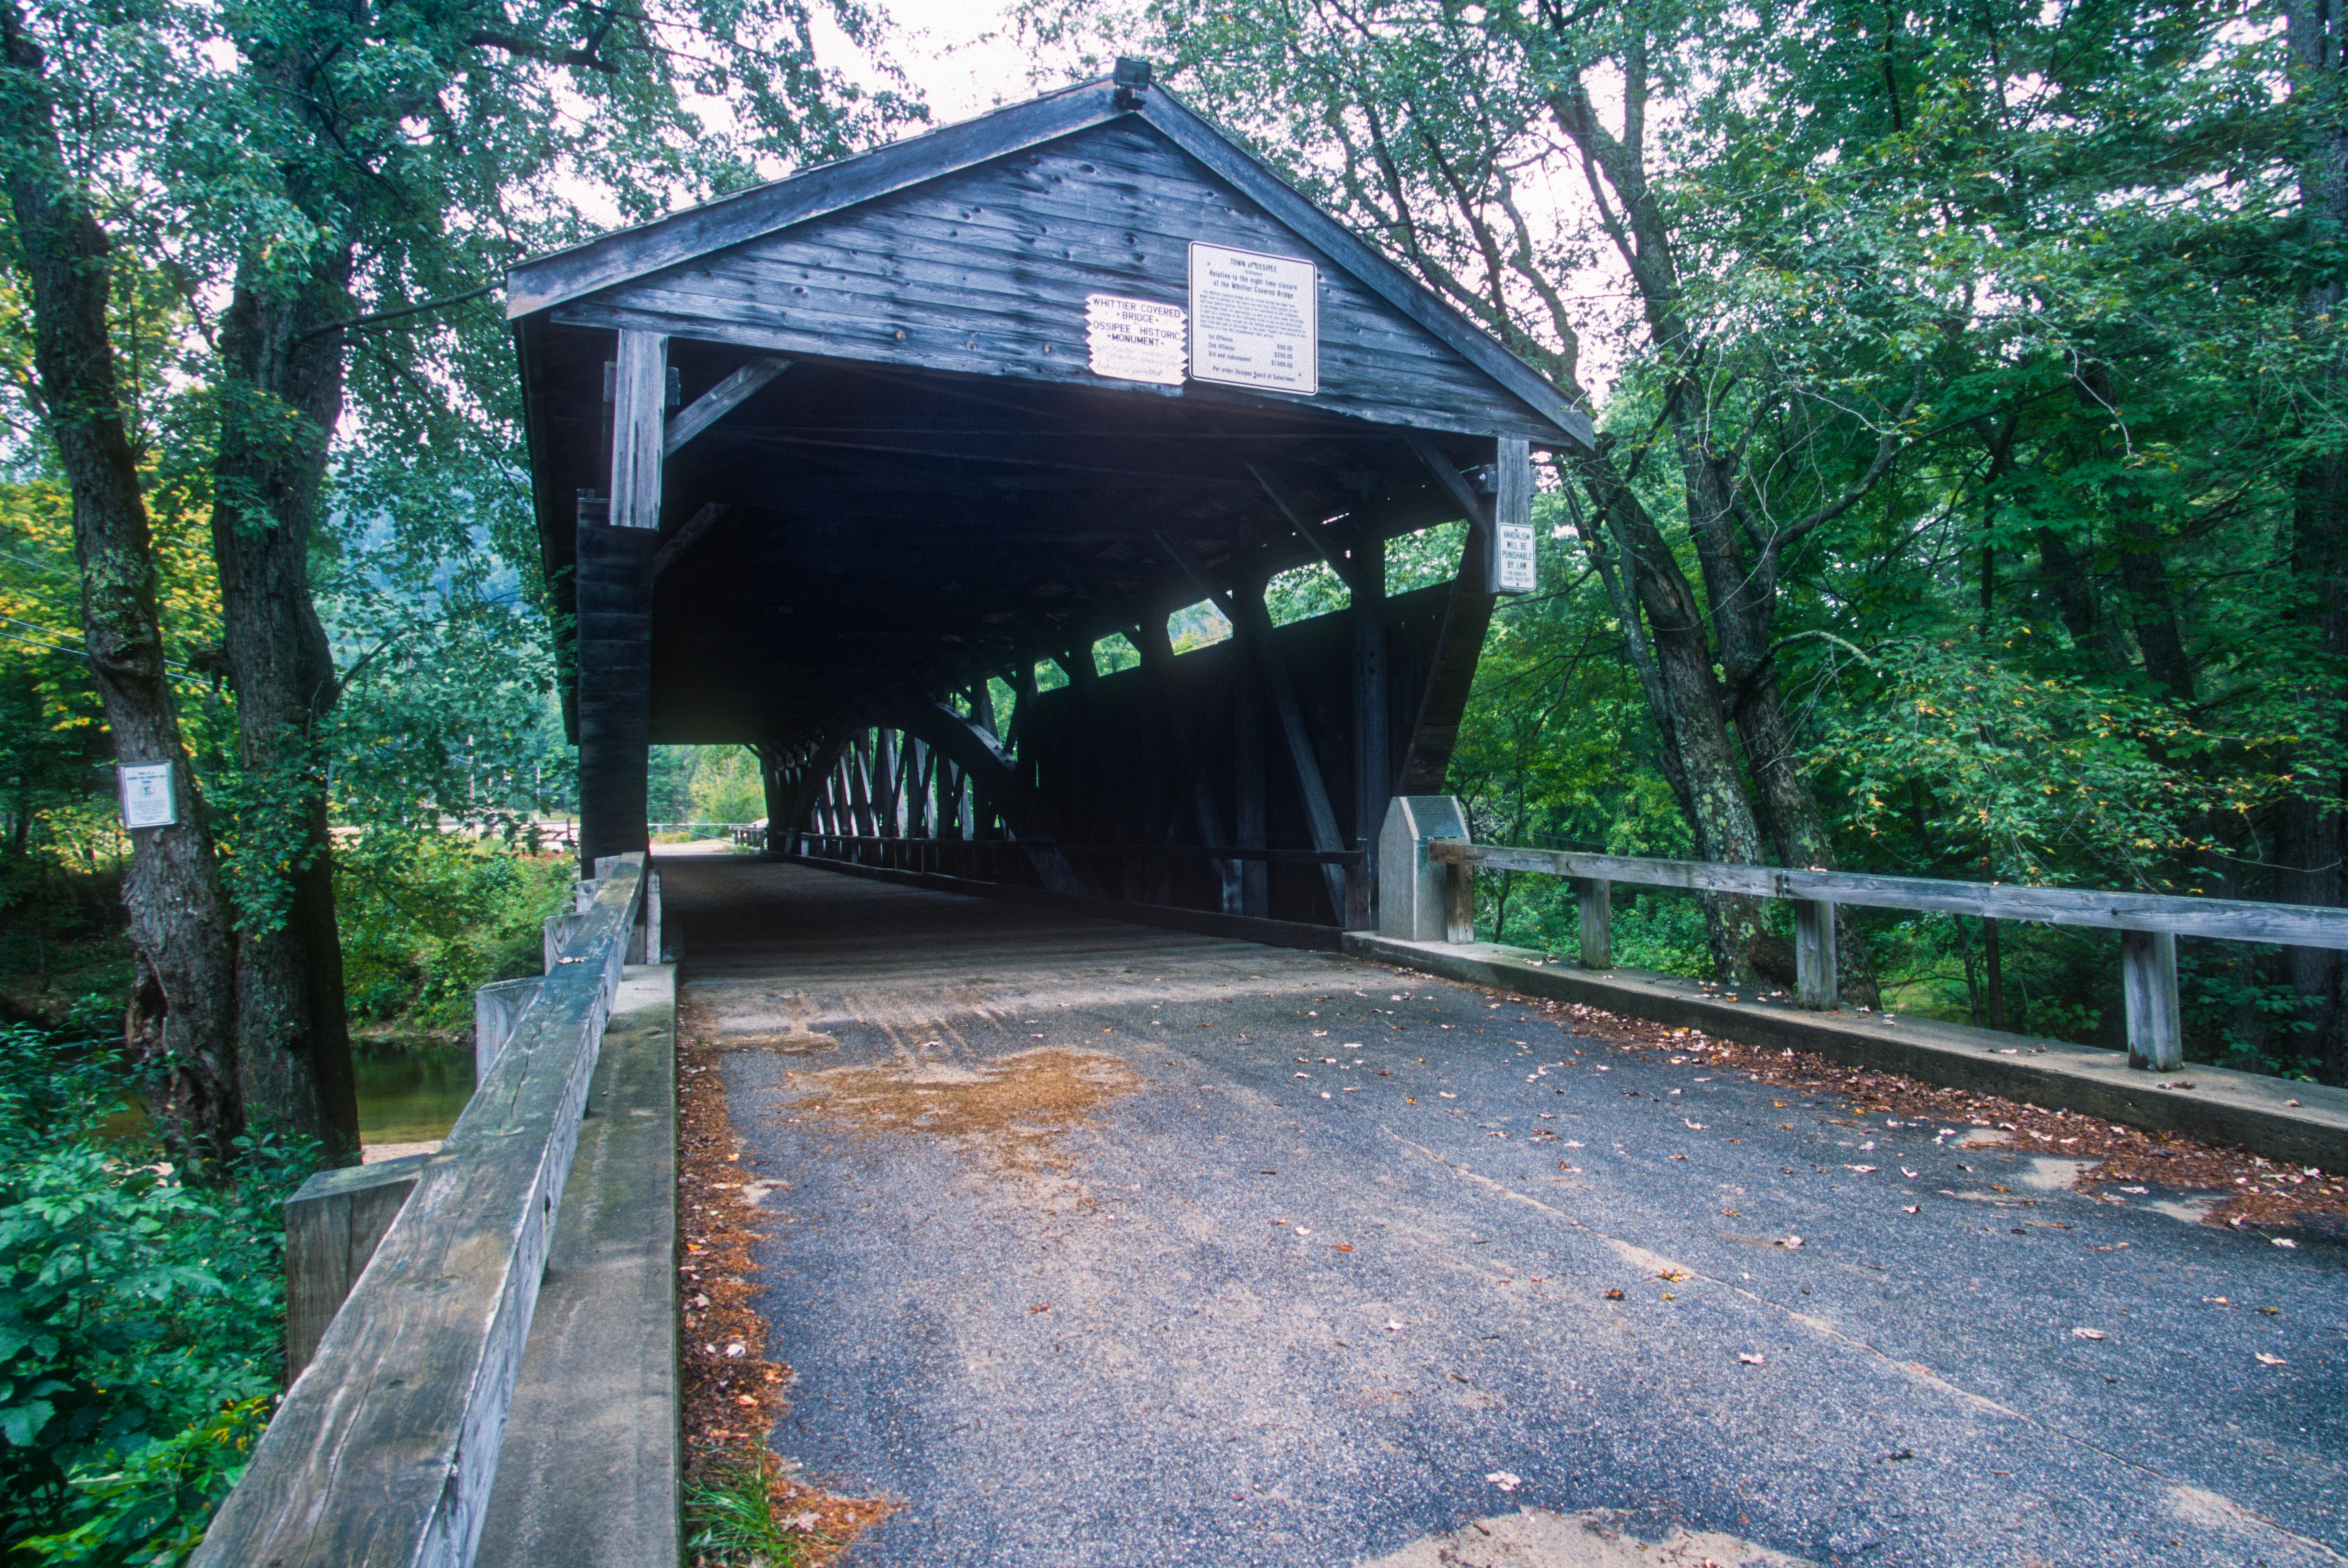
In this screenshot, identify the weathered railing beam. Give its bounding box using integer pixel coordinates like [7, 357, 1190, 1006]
[1425, 840, 2348, 950]
[194, 855, 647, 1568]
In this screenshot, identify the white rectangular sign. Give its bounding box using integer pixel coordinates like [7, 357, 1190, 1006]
[1084, 295, 1187, 386]
[119, 762, 176, 830]
[1495, 522, 1538, 593]
[1188, 242, 1318, 394]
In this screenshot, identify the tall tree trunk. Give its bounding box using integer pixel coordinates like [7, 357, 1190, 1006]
[2283, 0, 2348, 1082]
[1577, 449, 1769, 979]
[0, 4, 243, 1166]
[211, 260, 361, 1161]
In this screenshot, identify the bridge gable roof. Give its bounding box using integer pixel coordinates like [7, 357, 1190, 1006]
[506, 79, 1589, 447]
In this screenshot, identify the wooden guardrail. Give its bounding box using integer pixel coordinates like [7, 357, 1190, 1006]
[192, 853, 650, 1568]
[789, 831, 1372, 926]
[1378, 796, 2348, 1073]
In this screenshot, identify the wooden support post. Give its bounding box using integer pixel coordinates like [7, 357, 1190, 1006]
[575, 521, 656, 868]
[1794, 898, 1838, 1009]
[1236, 667, 1268, 918]
[474, 977, 544, 1082]
[283, 1154, 430, 1386]
[1136, 620, 1242, 914]
[1352, 534, 1389, 919]
[1397, 433, 1501, 793]
[608, 330, 667, 532]
[2122, 929, 2183, 1070]
[1228, 582, 1352, 921]
[1577, 879, 1613, 969]
[1441, 844, 1476, 944]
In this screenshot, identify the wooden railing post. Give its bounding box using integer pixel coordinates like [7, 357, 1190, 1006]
[1576, 879, 1612, 969]
[282, 1156, 429, 1387]
[474, 977, 544, 1082]
[1442, 847, 1475, 944]
[2122, 929, 2183, 1071]
[1794, 898, 1838, 1009]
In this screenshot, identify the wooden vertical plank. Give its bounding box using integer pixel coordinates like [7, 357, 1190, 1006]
[283, 1157, 429, 1387]
[1352, 538, 1389, 915]
[1236, 664, 1268, 918]
[1444, 852, 1476, 944]
[1228, 584, 1351, 921]
[1136, 620, 1242, 912]
[1577, 879, 1613, 969]
[608, 330, 667, 531]
[2123, 930, 2183, 1070]
[1397, 434, 1500, 794]
[1486, 435, 1534, 593]
[575, 522, 655, 866]
[1794, 899, 1838, 1009]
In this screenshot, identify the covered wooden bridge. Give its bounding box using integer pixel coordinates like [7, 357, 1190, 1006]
[507, 61, 1591, 928]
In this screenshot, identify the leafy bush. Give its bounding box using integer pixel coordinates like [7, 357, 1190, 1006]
[0, 1009, 314, 1563]
[335, 833, 574, 1032]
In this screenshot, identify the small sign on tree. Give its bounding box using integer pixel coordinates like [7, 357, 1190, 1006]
[118, 761, 176, 830]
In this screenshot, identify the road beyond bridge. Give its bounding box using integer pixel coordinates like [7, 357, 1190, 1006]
[664, 854, 2348, 1568]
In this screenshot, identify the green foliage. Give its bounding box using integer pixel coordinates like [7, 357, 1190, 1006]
[690, 750, 767, 826]
[1093, 632, 1141, 675]
[0, 1011, 313, 1561]
[1264, 561, 1348, 626]
[335, 835, 574, 1031]
[686, 1450, 821, 1567]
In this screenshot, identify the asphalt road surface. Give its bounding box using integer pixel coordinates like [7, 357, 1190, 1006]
[663, 856, 2348, 1568]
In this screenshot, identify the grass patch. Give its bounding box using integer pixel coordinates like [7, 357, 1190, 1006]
[686, 1449, 825, 1567]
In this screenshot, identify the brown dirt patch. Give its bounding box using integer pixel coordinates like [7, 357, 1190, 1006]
[722, 1028, 840, 1055]
[1377, 967, 2348, 1235]
[783, 1047, 1138, 1172]
[677, 996, 891, 1562]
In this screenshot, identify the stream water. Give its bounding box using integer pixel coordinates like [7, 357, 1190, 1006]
[354, 1038, 474, 1147]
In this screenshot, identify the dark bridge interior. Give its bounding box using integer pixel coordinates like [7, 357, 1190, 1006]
[509, 72, 1590, 931]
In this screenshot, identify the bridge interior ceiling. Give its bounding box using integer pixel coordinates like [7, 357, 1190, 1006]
[526, 324, 1496, 745]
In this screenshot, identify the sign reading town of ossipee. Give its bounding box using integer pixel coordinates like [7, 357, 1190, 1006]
[1187, 242, 1318, 395]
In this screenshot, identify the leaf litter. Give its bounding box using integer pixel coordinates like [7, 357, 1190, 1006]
[677, 998, 892, 1563]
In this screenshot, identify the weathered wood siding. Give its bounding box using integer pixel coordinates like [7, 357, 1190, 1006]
[550, 121, 1555, 442]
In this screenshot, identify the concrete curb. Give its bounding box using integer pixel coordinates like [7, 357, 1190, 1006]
[478, 962, 681, 1568]
[1344, 933, 2348, 1173]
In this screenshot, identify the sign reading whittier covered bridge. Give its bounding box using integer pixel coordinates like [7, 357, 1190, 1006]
[510, 61, 1590, 932]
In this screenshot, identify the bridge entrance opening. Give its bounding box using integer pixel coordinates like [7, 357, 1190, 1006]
[510, 69, 1591, 931]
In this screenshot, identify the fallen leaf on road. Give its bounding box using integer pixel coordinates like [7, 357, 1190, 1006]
[1486, 1472, 1522, 1492]
[1846, 1164, 1878, 1174]
[1739, 1353, 1766, 1366]
[2071, 1328, 2105, 1340]
[1385, 1320, 1406, 1332]
[1334, 1244, 1354, 1252]
[1902, 1205, 1919, 1214]
[1902, 1168, 1918, 1178]
[1604, 1288, 1625, 1301]
[2273, 1238, 2299, 1249]
[1030, 1303, 1051, 1313]
[1685, 1120, 1706, 1130]
[1658, 1269, 1689, 1282]
[1780, 1235, 1804, 1248]
[1439, 1092, 1458, 1099]
[2257, 1353, 2288, 1366]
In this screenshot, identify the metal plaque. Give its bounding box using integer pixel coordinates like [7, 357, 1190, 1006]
[1495, 522, 1538, 593]
[1085, 295, 1187, 386]
[1187, 242, 1318, 394]
[119, 761, 176, 830]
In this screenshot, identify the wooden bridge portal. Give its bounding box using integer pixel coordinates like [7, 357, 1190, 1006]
[509, 63, 1592, 930]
